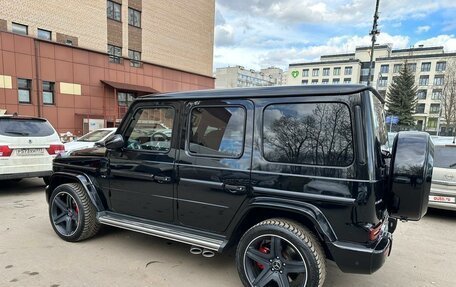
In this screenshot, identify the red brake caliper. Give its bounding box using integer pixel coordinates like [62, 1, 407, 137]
[256, 245, 270, 270]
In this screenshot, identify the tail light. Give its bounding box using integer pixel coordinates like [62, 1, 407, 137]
[47, 144, 65, 155]
[0, 145, 12, 157]
[369, 222, 383, 241]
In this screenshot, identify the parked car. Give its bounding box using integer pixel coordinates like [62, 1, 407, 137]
[0, 115, 64, 185]
[429, 144, 456, 211]
[64, 128, 116, 153]
[45, 85, 434, 287]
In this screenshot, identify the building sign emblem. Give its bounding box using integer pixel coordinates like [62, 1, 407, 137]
[291, 71, 299, 78]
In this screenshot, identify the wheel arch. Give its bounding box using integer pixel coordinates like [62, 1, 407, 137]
[227, 197, 337, 255]
[46, 172, 106, 212]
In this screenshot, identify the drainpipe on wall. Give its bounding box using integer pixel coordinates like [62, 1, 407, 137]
[34, 39, 41, 117]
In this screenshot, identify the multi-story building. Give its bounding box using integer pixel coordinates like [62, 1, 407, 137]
[288, 45, 456, 134]
[215, 66, 284, 89]
[0, 0, 215, 135]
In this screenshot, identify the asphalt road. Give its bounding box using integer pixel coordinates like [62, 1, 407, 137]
[1, 178, 455, 287]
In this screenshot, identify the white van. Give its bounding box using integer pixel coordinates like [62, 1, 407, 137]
[0, 115, 64, 184]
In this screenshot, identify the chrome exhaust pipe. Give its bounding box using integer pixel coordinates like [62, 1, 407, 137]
[201, 249, 215, 258]
[190, 246, 202, 255]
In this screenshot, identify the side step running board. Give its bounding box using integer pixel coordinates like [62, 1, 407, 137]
[97, 212, 225, 252]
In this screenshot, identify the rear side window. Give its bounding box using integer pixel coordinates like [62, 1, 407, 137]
[0, 118, 55, 137]
[263, 102, 354, 166]
[188, 106, 246, 158]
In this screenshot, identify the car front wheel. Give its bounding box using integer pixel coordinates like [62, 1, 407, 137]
[49, 183, 100, 242]
[236, 218, 326, 287]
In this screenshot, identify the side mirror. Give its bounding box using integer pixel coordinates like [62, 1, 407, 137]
[105, 134, 125, 150]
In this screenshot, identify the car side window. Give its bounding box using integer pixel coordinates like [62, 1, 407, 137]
[263, 102, 354, 167]
[124, 107, 174, 152]
[188, 106, 246, 158]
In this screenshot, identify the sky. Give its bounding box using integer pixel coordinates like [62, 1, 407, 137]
[214, 0, 456, 71]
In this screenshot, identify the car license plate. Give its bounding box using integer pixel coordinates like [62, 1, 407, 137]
[16, 148, 45, 156]
[429, 195, 456, 203]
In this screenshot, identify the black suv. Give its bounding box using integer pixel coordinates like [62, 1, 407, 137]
[46, 85, 434, 287]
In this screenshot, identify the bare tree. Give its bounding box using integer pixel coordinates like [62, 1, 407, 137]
[442, 59, 456, 136]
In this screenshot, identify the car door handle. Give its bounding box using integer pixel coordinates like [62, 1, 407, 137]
[224, 184, 247, 194]
[154, 175, 171, 183]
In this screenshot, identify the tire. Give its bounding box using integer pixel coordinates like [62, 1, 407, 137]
[49, 183, 100, 242]
[236, 218, 326, 287]
[43, 176, 51, 186]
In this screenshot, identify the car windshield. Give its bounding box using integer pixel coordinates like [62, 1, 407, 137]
[77, 130, 113, 142]
[0, 118, 55, 137]
[434, 146, 456, 169]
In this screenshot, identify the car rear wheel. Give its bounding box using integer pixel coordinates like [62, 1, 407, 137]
[236, 218, 326, 287]
[49, 183, 100, 242]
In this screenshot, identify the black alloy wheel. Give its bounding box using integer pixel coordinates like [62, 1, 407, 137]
[48, 183, 100, 242]
[244, 234, 308, 287]
[236, 219, 326, 287]
[50, 191, 80, 237]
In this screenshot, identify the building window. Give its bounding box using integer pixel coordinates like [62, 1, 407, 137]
[311, 79, 318, 85]
[378, 77, 388, 87]
[393, 64, 402, 73]
[12, 23, 28, 35]
[406, 63, 417, 72]
[263, 102, 353, 166]
[108, 44, 122, 63]
[312, 69, 319, 77]
[37, 29, 52, 40]
[434, 76, 444, 86]
[128, 50, 141, 67]
[322, 79, 329, 84]
[415, 104, 425, 114]
[302, 69, 309, 77]
[189, 106, 246, 158]
[430, 104, 440, 114]
[421, 62, 431, 72]
[427, 118, 438, 128]
[333, 78, 340, 84]
[18, 79, 32, 103]
[380, 64, 389, 74]
[343, 78, 351, 84]
[128, 8, 141, 28]
[432, 90, 442, 100]
[436, 61, 446, 72]
[107, 0, 121, 21]
[344, 66, 352, 75]
[417, 90, 427, 100]
[419, 75, 429, 86]
[301, 80, 308, 85]
[42, 81, 54, 105]
[323, 68, 330, 76]
[333, 67, 341, 76]
[118, 92, 135, 107]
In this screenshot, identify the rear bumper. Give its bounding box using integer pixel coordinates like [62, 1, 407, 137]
[0, 170, 52, 180]
[327, 232, 392, 274]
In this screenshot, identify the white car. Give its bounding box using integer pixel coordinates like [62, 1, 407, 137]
[0, 115, 64, 184]
[64, 128, 116, 153]
[429, 144, 456, 211]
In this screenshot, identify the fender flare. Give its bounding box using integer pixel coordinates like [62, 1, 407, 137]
[233, 197, 338, 242]
[46, 172, 106, 212]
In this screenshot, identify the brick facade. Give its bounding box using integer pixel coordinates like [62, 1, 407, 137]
[0, 0, 214, 77]
[107, 19, 123, 47]
[0, 32, 214, 135]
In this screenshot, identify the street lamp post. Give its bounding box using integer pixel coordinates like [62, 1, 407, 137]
[367, 0, 381, 86]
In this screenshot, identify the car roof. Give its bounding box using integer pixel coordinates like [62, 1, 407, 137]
[0, 114, 47, 121]
[139, 84, 383, 102]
